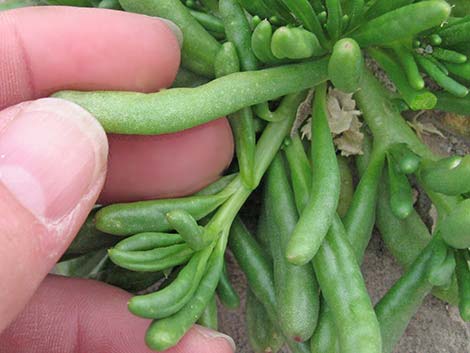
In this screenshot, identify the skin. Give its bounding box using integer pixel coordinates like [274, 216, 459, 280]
[100, 119, 233, 204]
[0, 6, 234, 353]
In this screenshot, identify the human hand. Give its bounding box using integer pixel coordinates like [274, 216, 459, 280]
[0, 6, 234, 353]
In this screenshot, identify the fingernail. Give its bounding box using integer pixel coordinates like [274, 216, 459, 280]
[0, 98, 108, 222]
[194, 325, 236, 352]
[158, 18, 183, 48]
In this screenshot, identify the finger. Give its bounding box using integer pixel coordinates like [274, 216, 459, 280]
[0, 276, 236, 353]
[0, 6, 181, 110]
[0, 98, 108, 332]
[100, 118, 234, 204]
[0, 5, 233, 202]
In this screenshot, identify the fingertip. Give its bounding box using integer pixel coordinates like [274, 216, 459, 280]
[185, 325, 236, 353]
[0, 97, 108, 222]
[0, 276, 236, 353]
[99, 118, 234, 204]
[0, 98, 108, 331]
[159, 18, 183, 49]
[0, 6, 181, 109]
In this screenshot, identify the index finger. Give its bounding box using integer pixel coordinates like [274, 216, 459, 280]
[0, 6, 181, 109]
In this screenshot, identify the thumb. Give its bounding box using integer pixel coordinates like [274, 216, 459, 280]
[0, 98, 108, 332]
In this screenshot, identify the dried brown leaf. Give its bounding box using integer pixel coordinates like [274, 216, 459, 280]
[291, 89, 314, 137]
[300, 88, 364, 156]
[408, 114, 445, 140]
